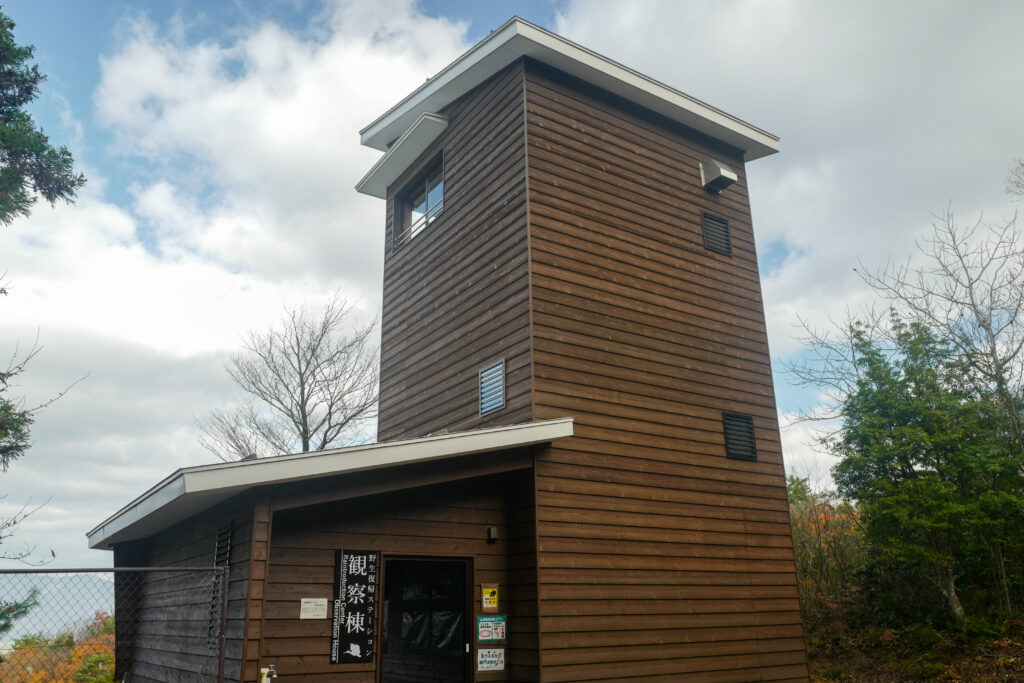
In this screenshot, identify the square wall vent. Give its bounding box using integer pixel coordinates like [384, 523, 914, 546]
[702, 212, 732, 256]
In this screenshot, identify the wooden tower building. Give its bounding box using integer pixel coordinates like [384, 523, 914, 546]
[90, 17, 808, 683]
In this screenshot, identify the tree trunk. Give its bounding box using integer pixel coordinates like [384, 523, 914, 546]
[934, 565, 966, 631]
[992, 545, 1013, 614]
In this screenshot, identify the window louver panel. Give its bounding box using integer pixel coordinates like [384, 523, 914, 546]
[702, 212, 732, 256]
[722, 413, 757, 461]
[479, 360, 506, 415]
[208, 522, 232, 644]
[214, 523, 232, 566]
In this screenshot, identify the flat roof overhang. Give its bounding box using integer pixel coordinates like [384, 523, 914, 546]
[357, 17, 779, 174]
[356, 112, 448, 199]
[88, 418, 573, 550]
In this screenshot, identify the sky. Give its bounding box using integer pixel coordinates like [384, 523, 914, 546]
[1, 0, 1023, 568]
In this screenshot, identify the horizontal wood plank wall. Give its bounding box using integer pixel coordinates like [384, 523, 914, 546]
[260, 470, 538, 682]
[524, 62, 809, 682]
[378, 61, 532, 441]
[113, 497, 255, 683]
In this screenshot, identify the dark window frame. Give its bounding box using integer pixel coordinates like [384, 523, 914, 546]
[395, 154, 444, 249]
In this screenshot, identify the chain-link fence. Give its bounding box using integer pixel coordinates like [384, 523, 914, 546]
[0, 567, 228, 682]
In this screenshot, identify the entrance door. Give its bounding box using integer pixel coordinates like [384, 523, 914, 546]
[381, 558, 469, 683]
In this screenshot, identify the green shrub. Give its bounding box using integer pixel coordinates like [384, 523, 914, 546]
[820, 664, 846, 680]
[903, 624, 942, 651]
[908, 660, 945, 679]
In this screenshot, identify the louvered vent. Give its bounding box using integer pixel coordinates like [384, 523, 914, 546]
[722, 413, 757, 461]
[208, 522, 232, 645]
[479, 360, 506, 415]
[214, 523, 232, 566]
[702, 212, 732, 256]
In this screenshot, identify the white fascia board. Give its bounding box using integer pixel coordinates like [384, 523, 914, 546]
[87, 418, 573, 550]
[86, 474, 186, 551]
[355, 113, 448, 198]
[359, 19, 522, 150]
[360, 18, 779, 162]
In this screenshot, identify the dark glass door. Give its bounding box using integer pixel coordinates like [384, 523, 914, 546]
[381, 558, 468, 683]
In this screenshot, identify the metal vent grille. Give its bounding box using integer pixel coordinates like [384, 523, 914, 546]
[722, 413, 757, 461]
[208, 522, 232, 644]
[214, 522, 232, 567]
[702, 212, 732, 256]
[479, 360, 506, 415]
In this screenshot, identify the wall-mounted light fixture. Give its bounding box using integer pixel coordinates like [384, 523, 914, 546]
[486, 526, 499, 543]
[700, 158, 737, 193]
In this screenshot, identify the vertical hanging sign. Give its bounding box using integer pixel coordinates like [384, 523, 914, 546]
[330, 549, 378, 664]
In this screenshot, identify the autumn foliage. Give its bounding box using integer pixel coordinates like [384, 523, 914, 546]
[0, 611, 114, 682]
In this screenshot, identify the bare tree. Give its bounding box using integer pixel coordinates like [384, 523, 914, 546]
[857, 206, 1024, 458]
[1, 338, 78, 563]
[1007, 159, 1024, 200]
[197, 297, 379, 461]
[784, 307, 888, 425]
[788, 163, 1024, 456]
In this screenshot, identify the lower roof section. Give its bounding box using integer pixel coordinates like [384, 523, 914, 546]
[87, 418, 573, 550]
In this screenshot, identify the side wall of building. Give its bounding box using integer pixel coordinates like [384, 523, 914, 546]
[377, 61, 532, 441]
[524, 62, 809, 682]
[260, 469, 538, 682]
[113, 497, 255, 682]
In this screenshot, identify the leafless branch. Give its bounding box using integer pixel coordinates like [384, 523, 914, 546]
[782, 306, 889, 424]
[1, 335, 42, 389]
[197, 295, 380, 461]
[0, 496, 51, 564]
[856, 204, 1024, 457]
[1007, 159, 1024, 200]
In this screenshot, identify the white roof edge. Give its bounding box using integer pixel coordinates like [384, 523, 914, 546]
[355, 112, 449, 198]
[359, 17, 778, 162]
[87, 418, 573, 549]
[359, 18, 522, 145]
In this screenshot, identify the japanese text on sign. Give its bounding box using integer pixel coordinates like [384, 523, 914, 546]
[330, 549, 378, 664]
[477, 648, 505, 671]
[477, 615, 507, 641]
[481, 583, 499, 612]
[300, 598, 328, 620]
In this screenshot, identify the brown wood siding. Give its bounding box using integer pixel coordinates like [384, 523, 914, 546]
[524, 62, 808, 681]
[113, 496, 254, 683]
[259, 470, 538, 682]
[377, 61, 532, 441]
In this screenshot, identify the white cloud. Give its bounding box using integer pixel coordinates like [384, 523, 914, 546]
[7, 0, 1024, 566]
[1, 0, 472, 567]
[557, 0, 1024, 360]
[93, 1, 471, 290]
[555, 0, 1024, 483]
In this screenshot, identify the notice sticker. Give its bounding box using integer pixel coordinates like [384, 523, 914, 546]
[477, 615, 507, 642]
[299, 598, 328, 620]
[481, 583, 499, 612]
[477, 647, 505, 671]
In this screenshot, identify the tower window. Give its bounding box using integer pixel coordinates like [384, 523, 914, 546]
[396, 155, 444, 247]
